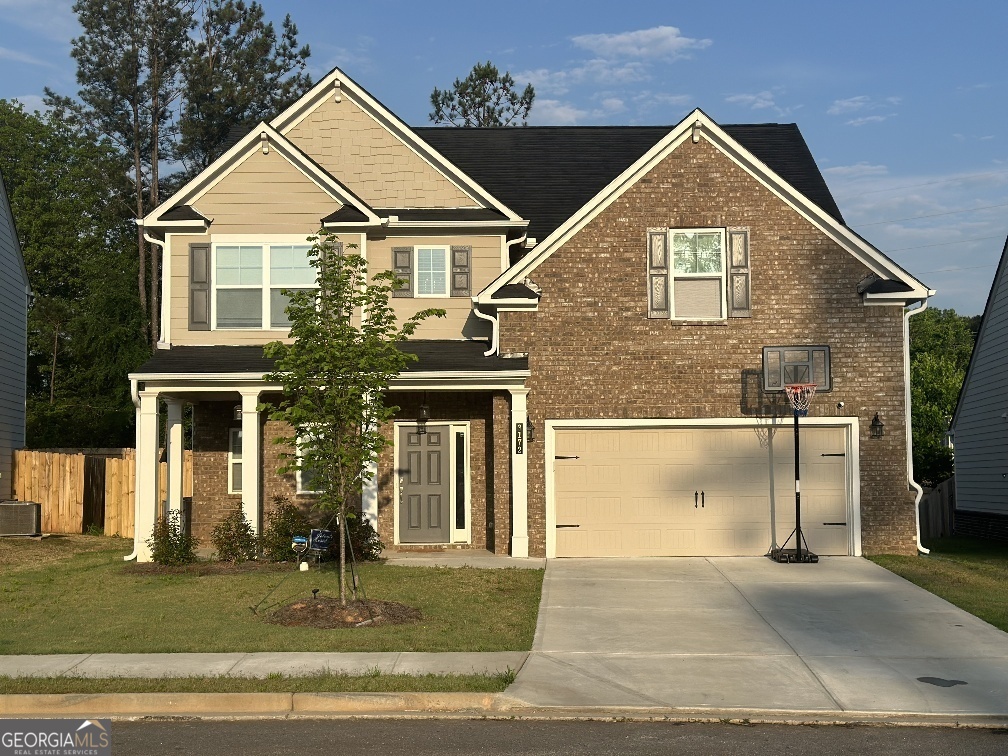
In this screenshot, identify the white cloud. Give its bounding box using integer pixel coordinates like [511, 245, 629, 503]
[0, 0, 77, 43]
[0, 45, 51, 67]
[518, 59, 648, 97]
[827, 95, 871, 115]
[599, 97, 625, 114]
[530, 99, 588, 126]
[823, 162, 889, 179]
[10, 94, 46, 112]
[726, 90, 778, 110]
[571, 25, 712, 61]
[846, 114, 893, 127]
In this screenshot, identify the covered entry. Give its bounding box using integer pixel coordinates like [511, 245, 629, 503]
[548, 421, 855, 558]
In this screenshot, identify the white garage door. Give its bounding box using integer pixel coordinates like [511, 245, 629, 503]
[553, 425, 849, 557]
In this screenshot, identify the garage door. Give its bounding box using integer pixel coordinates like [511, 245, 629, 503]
[553, 425, 849, 557]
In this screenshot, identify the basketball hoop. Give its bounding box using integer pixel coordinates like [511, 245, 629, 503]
[784, 383, 817, 417]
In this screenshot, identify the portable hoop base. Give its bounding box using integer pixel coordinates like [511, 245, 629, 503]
[768, 384, 819, 565]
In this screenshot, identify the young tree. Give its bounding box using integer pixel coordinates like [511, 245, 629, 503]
[265, 231, 444, 605]
[430, 61, 535, 127]
[175, 0, 312, 179]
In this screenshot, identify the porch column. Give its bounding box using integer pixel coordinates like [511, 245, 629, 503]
[240, 390, 261, 535]
[362, 460, 378, 528]
[134, 390, 160, 562]
[165, 399, 184, 521]
[509, 388, 529, 558]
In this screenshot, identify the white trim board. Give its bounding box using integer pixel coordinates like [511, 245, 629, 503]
[543, 416, 861, 559]
[475, 109, 930, 306]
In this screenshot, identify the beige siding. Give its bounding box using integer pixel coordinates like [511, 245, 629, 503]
[367, 235, 502, 340]
[191, 147, 341, 234]
[285, 96, 476, 209]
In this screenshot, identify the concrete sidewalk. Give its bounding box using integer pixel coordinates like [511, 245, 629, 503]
[0, 652, 527, 679]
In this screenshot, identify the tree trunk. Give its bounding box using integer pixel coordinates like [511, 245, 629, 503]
[133, 104, 148, 345]
[338, 505, 347, 606]
[49, 323, 59, 405]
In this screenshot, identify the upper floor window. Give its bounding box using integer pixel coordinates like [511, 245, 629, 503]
[392, 244, 471, 299]
[212, 242, 315, 330]
[647, 227, 751, 321]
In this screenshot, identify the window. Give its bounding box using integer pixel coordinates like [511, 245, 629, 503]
[228, 428, 242, 493]
[647, 227, 751, 320]
[392, 245, 470, 298]
[213, 242, 315, 329]
[296, 438, 322, 495]
[671, 229, 725, 319]
[416, 247, 448, 296]
[762, 346, 832, 391]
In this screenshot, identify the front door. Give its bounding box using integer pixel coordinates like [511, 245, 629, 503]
[398, 425, 451, 543]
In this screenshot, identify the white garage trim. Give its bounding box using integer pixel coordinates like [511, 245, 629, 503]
[544, 417, 861, 559]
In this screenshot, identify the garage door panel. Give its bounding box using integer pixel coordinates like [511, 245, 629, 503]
[553, 426, 850, 558]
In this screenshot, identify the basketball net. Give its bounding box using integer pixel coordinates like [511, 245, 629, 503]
[784, 383, 817, 417]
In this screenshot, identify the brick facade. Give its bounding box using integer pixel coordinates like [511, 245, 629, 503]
[498, 138, 917, 556]
[190, 400, 244, 544]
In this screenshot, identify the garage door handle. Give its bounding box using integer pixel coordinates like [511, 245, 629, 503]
[555, 455, 580, 460]
[556, 524, 580, 528]
[701, 491, 705, 508]
[821, 453, 846, 457]
[823, 522, 847, 526]
[695, 491, 698, 508]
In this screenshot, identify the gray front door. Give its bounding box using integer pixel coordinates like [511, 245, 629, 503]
[398, 425, 451, 543]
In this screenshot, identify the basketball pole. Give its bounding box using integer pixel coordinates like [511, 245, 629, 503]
[793, 406, 802, 562]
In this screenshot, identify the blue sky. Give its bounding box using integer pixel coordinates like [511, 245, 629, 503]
[1, 0, 1006, 315]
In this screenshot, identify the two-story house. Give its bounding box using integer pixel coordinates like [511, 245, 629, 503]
[128, 67, 933, 562]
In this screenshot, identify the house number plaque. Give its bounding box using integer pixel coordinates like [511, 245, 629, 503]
[515, 421, 524, 454]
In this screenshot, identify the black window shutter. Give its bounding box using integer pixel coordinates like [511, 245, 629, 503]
[728, 228, 751, 318]
[450, 245, 471, 297]
[189, 243, 211, 330]
[392, 246, 413, 298]
[647, 230, 670, 318]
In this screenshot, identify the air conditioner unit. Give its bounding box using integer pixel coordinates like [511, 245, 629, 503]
[0, 501, 42, 536]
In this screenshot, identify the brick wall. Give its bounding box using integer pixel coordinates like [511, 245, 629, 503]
[190, 401, 244, 543]
[499, 138, 917, 556]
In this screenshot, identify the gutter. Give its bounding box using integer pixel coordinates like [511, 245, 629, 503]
[905, 293, 936, 555]
[141, 227, 169, 347]
[472, 234, 528, 356]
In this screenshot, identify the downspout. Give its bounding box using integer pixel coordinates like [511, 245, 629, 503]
[905, 295, 934, 555]
[123, 377, 141, 561]
[473, 234, 528, 357]
[142, 228, 168, 347]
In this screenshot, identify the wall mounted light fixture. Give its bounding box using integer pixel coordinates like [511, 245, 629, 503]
[870, 413, 885, 439]
[526, 417, 536, 443]
[417, 394, 430, 436]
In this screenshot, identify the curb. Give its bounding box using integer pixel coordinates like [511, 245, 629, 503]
[3, 693, 1008, 728]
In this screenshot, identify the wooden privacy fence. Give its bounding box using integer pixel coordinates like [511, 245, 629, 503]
[12, 449, 192, 538]
[919, 475, 955, 541]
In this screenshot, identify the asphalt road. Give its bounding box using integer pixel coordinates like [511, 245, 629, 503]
[112, 719, 1008, 755]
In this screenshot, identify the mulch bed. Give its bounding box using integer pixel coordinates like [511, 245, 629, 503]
[267, 597, 422, 629]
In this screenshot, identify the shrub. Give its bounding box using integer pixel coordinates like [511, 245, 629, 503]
[260, 497, 312, 562]
[346, 513, 384, 561]
[147, 510, 198, 565]
[210, 507, 258, 563]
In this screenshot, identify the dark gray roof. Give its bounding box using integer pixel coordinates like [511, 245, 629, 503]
[133, 342, 527, 377]
[378, 208, 507, 222]
[415, 124, 844, 243]
[492, 283, 539, 300]
[859, 278, 913, 294]
[160, 205, 208, 222]
[322, 206, 370, 223]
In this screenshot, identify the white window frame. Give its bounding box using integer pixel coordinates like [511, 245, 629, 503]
[295, 437, 323, 495]
[210, 236, 317, 331]
[413, 245, 450, 298]
[228, 427, 242, 494]
[669, 227, 727, 320]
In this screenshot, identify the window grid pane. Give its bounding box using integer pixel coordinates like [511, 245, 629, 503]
[270, 245, 315, 286]
[417, 248, 447, 295]
[270, 288, 313, 328]
[217, 290, 262, 329]
[216, 245, 262, 286]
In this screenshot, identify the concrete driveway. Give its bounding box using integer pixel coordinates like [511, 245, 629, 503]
[507, 557, 1008, 716]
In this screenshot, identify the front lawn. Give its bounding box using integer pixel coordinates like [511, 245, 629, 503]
[868, 536, 1008, 632]
[0, 536, 543, 654]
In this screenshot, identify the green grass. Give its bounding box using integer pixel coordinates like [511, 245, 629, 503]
[868, 536, 1008, 632]
[0, 671, 513, 695]
[0, 536, 543, 654]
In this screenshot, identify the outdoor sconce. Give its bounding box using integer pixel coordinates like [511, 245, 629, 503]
[416, 400, 430, 436]
[526, 417, 536, 443]
[870, 413, 885, 439]
[233, 405, 242, 422]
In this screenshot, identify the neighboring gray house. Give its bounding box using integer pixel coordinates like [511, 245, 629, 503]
[0, 165, 29, 501]
[950, 235, 1008, 540]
